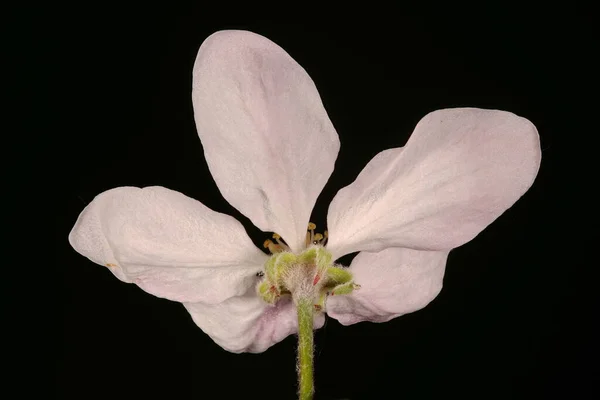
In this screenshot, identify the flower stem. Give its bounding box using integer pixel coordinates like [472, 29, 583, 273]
[296, 297, 314, 400]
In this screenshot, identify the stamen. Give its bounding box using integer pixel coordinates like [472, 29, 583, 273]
[308, 222, 316, 244]
[312, 233, 323, 245]
[303, 223, 329, 247]
[263, 239, 283, 254]
[272, 233, 290, 251]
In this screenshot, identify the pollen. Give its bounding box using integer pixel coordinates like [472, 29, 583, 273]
[106, 263, 117, 268]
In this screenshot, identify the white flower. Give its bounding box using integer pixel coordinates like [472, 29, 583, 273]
[69, 30, 541, 353]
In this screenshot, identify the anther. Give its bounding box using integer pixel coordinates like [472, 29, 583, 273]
[312, 233, 323, 245]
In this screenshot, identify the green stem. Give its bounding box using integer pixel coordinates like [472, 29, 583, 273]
[296, 298, 314, 400]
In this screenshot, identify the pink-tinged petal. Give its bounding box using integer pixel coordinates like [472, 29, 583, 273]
[327, 108, 541, 258]
[68, 186, 267, 304]
[192, 30, 340, 252]
[326, 247, 448, 325]
[184, 293, 325, 353]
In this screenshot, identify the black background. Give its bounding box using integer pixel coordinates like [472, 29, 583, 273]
[50, 7, 595, 400]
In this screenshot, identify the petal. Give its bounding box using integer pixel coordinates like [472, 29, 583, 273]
[326, 108, 541, 258]
[68, 186, 267, 304]
[192, 30, 340, 252]
[326, 247, 448, 325]
[184, 292, 326, 353]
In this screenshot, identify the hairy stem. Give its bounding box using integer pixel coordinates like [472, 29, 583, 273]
[296, 298, 314, 400]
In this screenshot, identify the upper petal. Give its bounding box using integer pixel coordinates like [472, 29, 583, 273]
[326, 247, 448, 325]
[192, 30, 340, 252]
[184, 292, 325, 353]
[326, 108, 541, 258]
[68, 186, 267, 304]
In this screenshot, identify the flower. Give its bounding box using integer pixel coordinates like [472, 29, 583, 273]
[69, 30, 541, 354]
